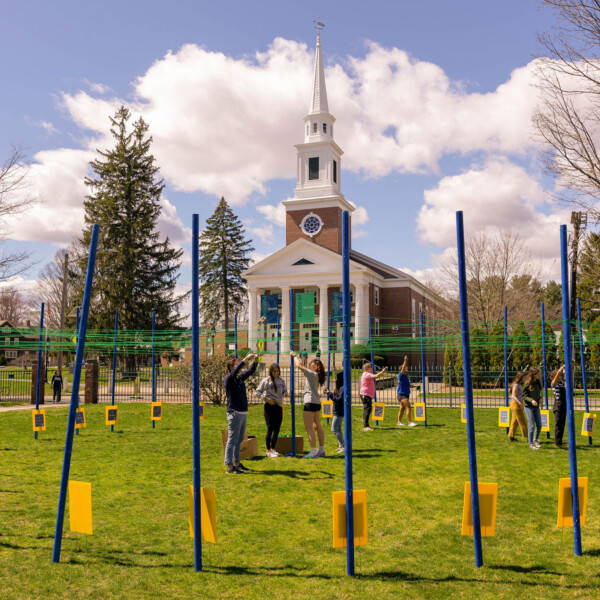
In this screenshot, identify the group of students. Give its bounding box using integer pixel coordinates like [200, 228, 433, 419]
[221, 351, 418, 473]
[508, 365, 568, 450]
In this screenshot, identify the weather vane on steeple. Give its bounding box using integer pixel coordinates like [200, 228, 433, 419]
[313, 19, 325, 35]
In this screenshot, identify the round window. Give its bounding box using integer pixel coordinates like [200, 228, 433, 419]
[300, 213, 323, 237]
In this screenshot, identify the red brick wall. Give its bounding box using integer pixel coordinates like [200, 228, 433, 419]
[286, 207, 350, 254]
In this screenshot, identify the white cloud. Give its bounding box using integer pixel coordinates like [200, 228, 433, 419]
[352, 206, 369, 226]
[249, 223, 275, 244]
[24, 117, 59, 135]
[257, 202, 286, 227]
[249, 250, 271, 266]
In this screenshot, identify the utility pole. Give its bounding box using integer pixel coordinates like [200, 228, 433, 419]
[57, 252, 69, 372]
[569, 212, 587, 323]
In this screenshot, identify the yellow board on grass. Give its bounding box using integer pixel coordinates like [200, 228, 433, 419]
[498, 407, 510, 427]
[540, 410, 550, 432]
[321, 400, 333, 419]
[32, 409, 46, 432]
[69, 481, 93, 535]
[372, 402, 385, 421]
[557, 477, 588, 527]
[198, 402, 205, 421]
[151, 401, 163, 421]
[414, 402, 426, 421]
[332, 489, 368, 548]
[105, 405, 118, 425]
[461, 404, 467, 423]
[461, 482, 498, 537]
[188, 486, 217, 543]
[75, 408, 86, 429]
[582, 413, 596, 437]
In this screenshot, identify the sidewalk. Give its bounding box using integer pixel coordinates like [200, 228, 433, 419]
[0, 397, 72, 412]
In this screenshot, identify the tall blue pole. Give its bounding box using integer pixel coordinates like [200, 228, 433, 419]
[560, 225, 582, 556]
[541, 302, 550, 439]
[34, 303, 45, 440]
[420, 311, 428, 427]
[327, 314, 332, 391]
[191, 214, 202, 571]
[290, 290, 296, 456]
[110, 310, 119, 433]
[504, 306, 509, 435]
[342, 210, 355, 576]
[369, 314, 376, 401]
[234, 313, 238, 358]
[152, 311, 156, 429]
[456, 211, 483, 568]
[52, 224, 99, 563]
[576, 298, 592, 446]
[276, 309, 280, 365]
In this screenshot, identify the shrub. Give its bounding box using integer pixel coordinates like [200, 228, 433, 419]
[0, 355, 6, 366]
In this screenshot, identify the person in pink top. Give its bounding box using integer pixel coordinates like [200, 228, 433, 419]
[360, 362, 388, 431]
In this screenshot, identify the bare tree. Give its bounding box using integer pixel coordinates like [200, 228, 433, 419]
[0, 287, 35, 324]
[534, 1, 600, 216]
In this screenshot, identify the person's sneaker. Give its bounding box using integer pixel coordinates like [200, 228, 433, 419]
[533, 440, 541, 448]
[304, 449, 318, 459]
[408, 422, 418, 427]
[529, 443, 540, 451]
[509, 437, 517, 442]
[236, 463, 250, 471]
[315, 448, 326, 458]
[397, 422, 406, 427]
[271, 449, 280, 457]
[226, 466, 238, 474]
[265, 450, 274, 458]
[363, 426, 374, 432]
[336, 446, 345, 453]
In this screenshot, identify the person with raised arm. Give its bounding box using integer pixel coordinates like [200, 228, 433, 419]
[522, 367, 543, 450]
[551, 365, 567, 448]
[360, 362, 388, 431]
[256, 363, 288, 457]
[396, 356, 417, 427]
[290, 351, 326, 458]
[324, 370, 345, 453]
[508, 371, 527, 442]
[223, 352, 258, 474]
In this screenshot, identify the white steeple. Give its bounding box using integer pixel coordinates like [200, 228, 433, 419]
[309, 33, 329, 116]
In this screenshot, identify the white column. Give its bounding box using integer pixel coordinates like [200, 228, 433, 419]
[354, 283, 369, 345]
[248, 288, 258, 350]
[280, 286, 290, 353]
[319, 285, 329, 356]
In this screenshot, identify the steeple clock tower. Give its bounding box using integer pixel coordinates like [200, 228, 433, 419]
[283, 30, 355, 254]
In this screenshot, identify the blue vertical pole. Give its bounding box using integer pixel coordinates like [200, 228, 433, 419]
[420, 311, 428, 427]
[152, 311, 156, 429]
[560, 224, 582, 556]
[369, 314, 378, 426]
[191, 214, 202, 571]
[576, 298, 592, 446]
[234, 313, 238, 358]
[52, 224, 99, 563]
[111, 310, 118, 433]
[504, 306, 509, 435]
[34, 303, 45, 440]
[456, 211, 483, 568]
[541, 302, 550, 439]
[327, 314, 332, 391]
[276, 309, 280, 365]
[342, 210, 355, 576]
[290, 290, 296, 456]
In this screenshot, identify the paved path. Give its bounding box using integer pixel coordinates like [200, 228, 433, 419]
[0, 398, 72, 412]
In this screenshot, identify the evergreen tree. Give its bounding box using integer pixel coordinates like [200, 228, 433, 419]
[532, 318, 557, 371]
[454, 339, 464, 387]
[198, 198, 254, 331]
[588, 318, 600, 370]
[78, 106, 184, 345]
[470, 328, 489, 373]
[488, 321, 505, 369]
[511, 321, 532, 369]
[443, 337, 456, 384]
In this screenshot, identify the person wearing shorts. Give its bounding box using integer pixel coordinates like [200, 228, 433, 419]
[360, 362, 388, 431]
[291, 351, 326, 458]
[397, 356, 417, 427]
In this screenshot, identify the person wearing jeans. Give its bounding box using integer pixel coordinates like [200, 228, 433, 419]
[223, 353, 257, 474]
[523, 367, 543, 450]
[551, 365, 567, 447]
[325, 371, 345, 453]
[360, 362, 388, 431]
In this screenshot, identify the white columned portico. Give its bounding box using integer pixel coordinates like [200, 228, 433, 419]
[248, 288, 258, 350]
[319, 285, 329, 356]
[280, 286, 291, 353]
[354, 282, 369, 345]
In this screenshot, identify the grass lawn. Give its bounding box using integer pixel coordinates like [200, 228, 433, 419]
[1, 403, 599, 600]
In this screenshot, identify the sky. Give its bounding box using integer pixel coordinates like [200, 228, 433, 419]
[0, 0, 571, 301]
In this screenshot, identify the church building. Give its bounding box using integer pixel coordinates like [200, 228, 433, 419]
[242, 32, 442, 367]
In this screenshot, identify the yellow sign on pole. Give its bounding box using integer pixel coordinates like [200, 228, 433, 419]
[32, 409, 46, 432]
[581, 413, 596, 437]
[69, 481, 93, 535]
[188, 486, 217, 543]
[151, 401, 163, 421]
[105, 405, 118, 425]
[414, 402, 426, 421]
[332, 489, 368, 548]
[557, 477, 588, 527]
[75, 408, 86, 429]
[498, 407, 510, 427]
[540, 410, 550, 432]
[461, 482, 498, 537]
[461, 404, 467, 423]
[199, 402, 205, 421]
[321, 400, 333, 419]
[372, 402, 385, 421]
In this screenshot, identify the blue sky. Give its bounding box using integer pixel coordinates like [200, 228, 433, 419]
[0, 0, 565, 295]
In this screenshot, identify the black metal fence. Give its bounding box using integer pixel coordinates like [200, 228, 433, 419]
[0, 368, 31, 402]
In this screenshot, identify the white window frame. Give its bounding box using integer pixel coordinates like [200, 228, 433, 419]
[374, 286, 379, 306]
[374, 318, 380, 336]
[6, 350, 17, 358]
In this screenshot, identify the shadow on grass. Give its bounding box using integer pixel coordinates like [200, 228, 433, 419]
[488, 563, 561, 575]
[205, 564, 335, 579]
[255, 469, 334, 480]
[584, 547, 600, 556]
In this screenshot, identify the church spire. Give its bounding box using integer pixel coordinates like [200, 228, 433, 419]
[309, 31, 329, 116]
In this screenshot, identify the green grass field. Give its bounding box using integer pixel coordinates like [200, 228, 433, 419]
[1, 402, 599, 599]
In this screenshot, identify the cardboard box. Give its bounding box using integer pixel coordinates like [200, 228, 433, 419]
[221, 430, 259, 460]
[274, 435, 304, 455]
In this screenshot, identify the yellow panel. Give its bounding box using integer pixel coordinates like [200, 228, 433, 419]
[332, 489, 368, 548]
[321, 400, 334, 419]
[199, 402, 205, 421]
[151, 401, 163, 421]
[461, 404, 467, 423]
[581, 413, 596, 437]
[414, 402, 426, 422]
[68, 481, 93, 535]
[75, 408, 86, 429]
[105, 405, 118, 425]
[557, 477, 588, 527]
[32, 409, 46, 432]
[188, 486, 217, 543]
[461, 482, 498, 537]
[498, 407, 510, 427]
[372, 403, 385, 421]
[540, 410, 550, 433]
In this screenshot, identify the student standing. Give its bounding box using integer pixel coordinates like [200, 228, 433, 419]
[223, 353, 257, 474]
[523, 367, 543, 450]
[256, 364, 288, 457]
[551, 365, 567, 447]
[508, 371, 527, 441]
[396, 356, 417, 427]
[325, 370, 345, 453]
[51, 370, 63, 403]
[291, 352, 326, 458]
[360, 362, 388, 431]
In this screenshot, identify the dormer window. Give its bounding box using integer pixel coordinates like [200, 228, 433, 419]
[313, 123, 317, 133]
[308, 157, 319, 180]
[323, 123, 327, 133]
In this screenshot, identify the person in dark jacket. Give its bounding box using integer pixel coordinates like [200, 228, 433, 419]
[223, 353, 257, 474]
[523, 367, 543, 450]
[325, 370, 345, 453]
[51, 370, 63, 403]
[552, 365, 567, 447]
